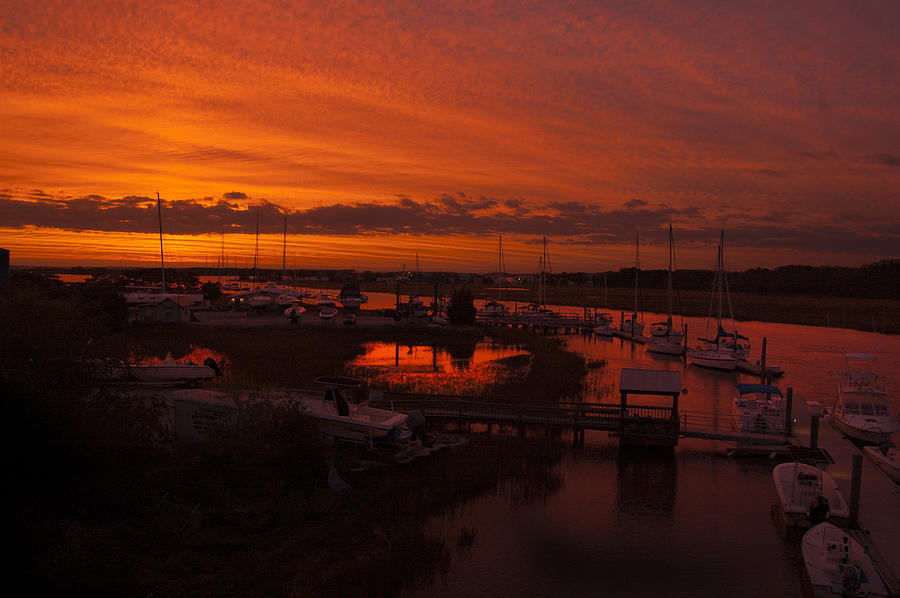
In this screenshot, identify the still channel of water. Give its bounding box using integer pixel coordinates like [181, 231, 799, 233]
[392, 312, 899, 598]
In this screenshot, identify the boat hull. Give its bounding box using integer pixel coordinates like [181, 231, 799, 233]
[647, 340, 684, 355]
[687, 350, 737, 370]
[863, 446, 900, 484]
[773, 463, 850, 529]
[802, 523, 890, 598]
[833, 414, 899, 445]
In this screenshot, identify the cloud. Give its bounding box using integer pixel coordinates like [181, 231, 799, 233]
[874, 153, 899, 166]
[223, 191, 248, 200]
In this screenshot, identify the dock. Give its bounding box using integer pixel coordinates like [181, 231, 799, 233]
[793, 408, 900, 596]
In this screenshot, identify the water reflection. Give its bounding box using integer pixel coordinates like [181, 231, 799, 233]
[346, 341, 530, 395]
[614, 449, 677, 522]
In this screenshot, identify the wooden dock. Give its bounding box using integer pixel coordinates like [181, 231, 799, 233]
[792, 409, 900, 596]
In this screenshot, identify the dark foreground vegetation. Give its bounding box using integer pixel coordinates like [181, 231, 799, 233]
[2, 274, 576, 596]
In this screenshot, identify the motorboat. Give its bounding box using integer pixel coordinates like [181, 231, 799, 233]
[833, 354, 899, 445]
[802, 522, 890, 598]
[687, 231, 750, 370]
[319, 306, 339, 320]
[338, 282, 367, 309]
[773, 447, 849, 529]
[620, 313, 644, 338]
[647, 225, 685, 355]
[316, 293, 336, 307]
[93, 354, 218, 388]
[477, 300, 510, 318]
[593, 312, 615, 336]
[732, 383, 787, 435]
[863, 442, 900, 484]
[343, 313, 357, 325]
[290, 377, 422, 446]
[518, 303, 556, 319]
[247, 293, 272, 309]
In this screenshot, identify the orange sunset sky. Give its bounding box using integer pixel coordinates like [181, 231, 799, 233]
[1, 0, 898, 272]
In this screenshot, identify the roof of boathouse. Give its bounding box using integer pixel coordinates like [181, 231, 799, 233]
[619, 368, 682, 396]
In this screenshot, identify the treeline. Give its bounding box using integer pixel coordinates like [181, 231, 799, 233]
[559, 260, 900, 300]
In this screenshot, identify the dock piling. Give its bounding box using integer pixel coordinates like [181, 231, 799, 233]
[785, 387, 793, 437]
[849, 454, 863, 529]
[810, 413, 820, 448]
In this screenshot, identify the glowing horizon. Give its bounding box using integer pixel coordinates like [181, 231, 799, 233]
[2, 1, 898, 271]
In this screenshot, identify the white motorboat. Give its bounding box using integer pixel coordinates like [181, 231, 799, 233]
[732, 383, 787, 435]
[94, 354, 217, 388]
[687, 231, 749, 370]
[247, 293, 272, 308]
[316, 293, 336, 307]
[291, 377, 420, 445]
[863, 442, 900, 484]
[802, 522, 890, 598]
[518, 302, 556, 319]
[773, 448, 849, 528]
[593, 312, 615, 336]
[319, 306, 339, 320]
[833, 354, 899, 445]
[338, 282, 367, 309]
[648, 225, 685, 355]
[477, 300, 510, 318]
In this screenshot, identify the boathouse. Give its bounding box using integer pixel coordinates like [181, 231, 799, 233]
[136, 297, 193, 323]
[618, 368, 682, 448]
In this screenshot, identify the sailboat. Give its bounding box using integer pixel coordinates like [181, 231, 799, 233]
[247, 213, 272, 309]
[593, 273, 615, 336]
[519, 237, 556, 318]
[648, 225, 685, 355]
[620, 233, 644, 338]
[687, 231, 749, 370]
[477, 234, 511, 318]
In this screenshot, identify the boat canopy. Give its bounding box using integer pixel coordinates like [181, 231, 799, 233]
[737, 383, 783, 397]
[717, 325, 748, 341]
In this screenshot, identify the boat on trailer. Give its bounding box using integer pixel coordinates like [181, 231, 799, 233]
[94, 354, 218, 388]
[802, 522, 890, 598]
[291, 377, 422, 446]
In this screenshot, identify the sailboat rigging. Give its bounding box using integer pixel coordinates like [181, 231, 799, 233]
[686, 231, 749, 370]
[648, 224, 685, 354]
[477, 233, 511, 318]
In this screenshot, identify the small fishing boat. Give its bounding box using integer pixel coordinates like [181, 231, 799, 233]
[319, 306, 338, 320]
[773, 447, 849, 529]
[593, 312, 615, 336]
[94, 354, 218, 388]
[863, 442, 900, 484]
[292, 377, 421, 446]
[833, 354, 899, 445]
[338, 282, 367, 309]
[802, 522, 890, 598]
[732, 383, 787, 435]
[476, 300, 510, 318]
[316, 293, 336, 307]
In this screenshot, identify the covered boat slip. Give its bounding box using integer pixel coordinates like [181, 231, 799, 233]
[616, 368, 682, 447]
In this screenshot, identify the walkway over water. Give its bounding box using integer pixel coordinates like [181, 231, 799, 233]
[370, 394, 791, 447]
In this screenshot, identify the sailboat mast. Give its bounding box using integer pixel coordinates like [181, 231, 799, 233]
[157, 192, 166, 292]
[282, 214, 286, 284]
[254, 213, 259, 287]
[540, 237, 547, 306]
[498, 233, 503, 303]
[716, 230, 724, 328]
[634, 233, 639, 314]
[666, 224, 674, 325]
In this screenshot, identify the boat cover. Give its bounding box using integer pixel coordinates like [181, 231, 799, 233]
[737, 383, 783, 396]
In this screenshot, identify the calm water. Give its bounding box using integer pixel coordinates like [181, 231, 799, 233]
[398, 315, 900, 598]
[346, 341, 530, 396]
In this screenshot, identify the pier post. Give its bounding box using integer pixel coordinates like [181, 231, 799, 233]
[809, 413, 820, 449]
[849, 454, 863, 529]
[760, 337, 768, 384]
[784, 387, 793, 437]
[682, 323, 688, 362]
